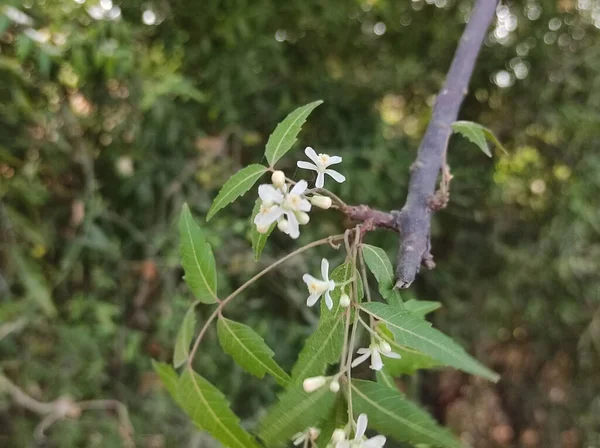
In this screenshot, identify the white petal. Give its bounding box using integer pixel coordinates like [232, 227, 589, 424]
[351, 351, 371, 368]
[298, 198, 312, 212]
[254, 207, 283, 226]
[321, 258, 330, 280]
[286, 212, 300, 239]
[293, 434, 305, 445]
[325, 169, 346, 183]
[383, 351, 402, 359]
[355, 414, 368, 440]
[327, 156, 342, 165]
[316, 172, 325, 188]
[303, 274, 319, 286]
[307, 293, 322, 307]
[335, 442, 351, 448]
[305, 146, 319, 164]
[324, 291, 333, 310]
[370, 348, 384, 371]
[297, 161, 318, 171]
[291, 179, 308, 195]
[364, 435, 386, 448]
[258, 184, 284, 203]
[356, 348, 370, 354]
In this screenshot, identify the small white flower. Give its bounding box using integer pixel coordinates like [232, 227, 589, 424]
[303, 376, 327, 393]
[292, 427, 320, 446]
[302, 258, 336, 309]
[297, 147, 346, 188]
[351, 342, 401, 371]
[336, 414, 386, 448]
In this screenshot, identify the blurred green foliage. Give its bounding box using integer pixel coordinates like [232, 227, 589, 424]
[1, 0, 599, 446]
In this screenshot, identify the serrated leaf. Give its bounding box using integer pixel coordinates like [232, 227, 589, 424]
[404, 299, 441, 318]
[173, 303, 197, 368]
[321, 262, 363, 320]
[350, 380, 462, 448]
[363, 302, 499, 382]
[376, 368, 397, 389]
[258, 384, 336, 447]
[361, 244, 403, 306]
[265, 100, 323, 166]
[207, 164, 267, 221]
[317, 395, 347, 448]
[152, 361, 179, 398]
[178, 369, 262, 448]
[217, 317, 291, 387]
[291, 316, 345, 384]
[179, 204, 218, 303]
[12, 248, 56, 317]
[250, 198, 275, 260]
[452, 121, 507, 157]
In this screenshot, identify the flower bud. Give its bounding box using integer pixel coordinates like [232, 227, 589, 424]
[277, 219, 289, 233]
[303, 376, 327, 393]
[329, 379, 340, 393]
[339, 293, 351, 308]
[271, 170, 286, 188]
[308, 427, 320, 440]
[297, 211, 310, 225]
[331, 429, 347, 443]
[310, 195, 332, 210]
[379, 340, 392, 355]
[256, 224, 270, 234]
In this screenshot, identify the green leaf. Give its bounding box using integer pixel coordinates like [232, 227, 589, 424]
[321, 262, 363, 320]
[376, 368, 397, 389]
[404, 299, 441, 318]
[173, 303, 198, 368]
[350, 380, 462, 448]
[363, 302, 499, 382]
[361, 244, 403, 306]
[217, 317, 291, 387]
[179, 204, 218, 303]
[265, 100, 323, 166]
[16, 35, 33, 61]
[12, 248, 56, 318]
[291, 316, 345, 384]
[207, 164, 267, 221]
[250, 198, 275, 260]
[178, 370, 262, 448]
[317, 395, 347, 448]
[258, 384, 336, 447]
[152, 361, 179, 398]
[452, 121, 507, 157]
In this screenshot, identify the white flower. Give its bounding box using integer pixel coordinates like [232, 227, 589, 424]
[302, 258, 336, 309]
[303, 376, 327, 393]
[292, 427, 320, 446]
[254, 180, 311, 239]
[351, 341, 401, 371]
[336, 414, 386, 448]
[297, 147, 346, 188]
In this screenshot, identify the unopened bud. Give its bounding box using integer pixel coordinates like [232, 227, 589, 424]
[339, 294, 351, 308]
[303, 376, 327, 393]
[308, 427, 320, 440]
[379, 340, 392, 355]
[331, 429, 347, 443]
[297, 211, 310, 225]
[329, 379, 340, 393]
[277, 219, 289, 232]
[256, 224, 270, 234]
[271, 170, 286, 188]
[310, 195, 332, 210]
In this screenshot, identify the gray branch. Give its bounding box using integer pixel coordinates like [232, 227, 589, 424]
[394, 0, 498, 288]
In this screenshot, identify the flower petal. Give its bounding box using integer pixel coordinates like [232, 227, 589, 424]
[305, 146, 319, 164]
[291, 179, 308, 195]
[258, 184, 284, 203]
[383, 351, 402, 359]
[321, 258, 330, 280]
[303, 274, 319, 286]
[325, 169, 346, 183]
[292, 434, 305, 445]
[316, 172, 325, 188]
[254, 207, 283, 226]
[357, 348, 370, 354]
[298, 198, 312, 212]
[286, 212, 300, 239]
[355, 414, 368, 440]
[306, 293, 321, 307]
[327, 156, 342, 165]
[351, 351, 371, 367]
[297, 161, 318, 171]
[335, 442, 351, 448]
[364, 435, 387, 448]
[324, 291, 333, 310]
[370, 348, 384, 371]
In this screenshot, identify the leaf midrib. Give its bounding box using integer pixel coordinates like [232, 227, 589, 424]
[268, 107, 308, 165]
[211, 166, 265, 212]
[183, 213, 218, 302]
[293, 318, 341, 381]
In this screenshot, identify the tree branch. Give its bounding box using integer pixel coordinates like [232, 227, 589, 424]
[394, 0, 498, 288]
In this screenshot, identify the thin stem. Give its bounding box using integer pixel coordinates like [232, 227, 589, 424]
[339, 307, 352, 372]
[187, 307, 220, 371]
[357, 315, 378, 338]
[358, 248, 374, 328]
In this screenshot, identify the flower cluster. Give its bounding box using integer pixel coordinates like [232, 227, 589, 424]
[254, 147, 344, 240]
[290, 414, 385, 448]
[351, 340, 401, 371]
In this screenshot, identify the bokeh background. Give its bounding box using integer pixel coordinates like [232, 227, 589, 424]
[1, 0, 600, 446]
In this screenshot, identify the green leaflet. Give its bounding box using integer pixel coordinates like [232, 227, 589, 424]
[258, 384, 336, 447]
[320, 262, 363, 320]
[178, 369, 262, 448]
[265, 100, 323, 167]
[250, 198, 275, 260]
[350, 380, 462, 448]
[179, 204, 218, 303]
[451, 121, 507, 158]
[363, 302, 499, 382]
[290, 316, 345, 384]
[375, 368, 397, 390]
[361, 244, 403, 306]
[404, 299, 441, 318]
[207, 164, 267, 221]
[152, 361, 179, 398]
[217, 317, 291, 387]
[317, 394, 347, 448]
[173, 303, 198, 368]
